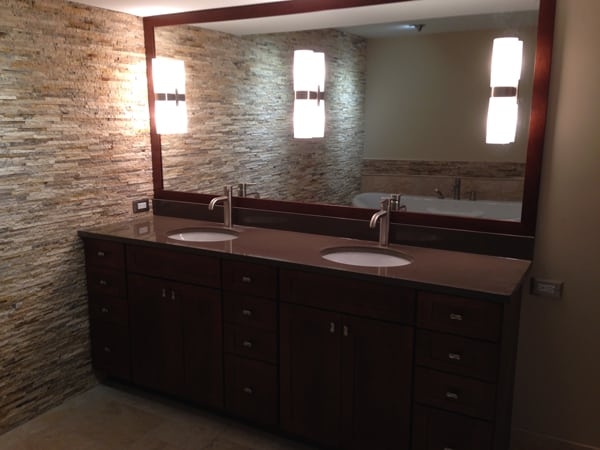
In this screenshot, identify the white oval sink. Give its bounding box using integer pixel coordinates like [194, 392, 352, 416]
[321, 246, 412, 268]
[167, 228, 239, 242]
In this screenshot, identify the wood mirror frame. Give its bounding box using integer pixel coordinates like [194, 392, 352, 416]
[143, 0, 556, 236]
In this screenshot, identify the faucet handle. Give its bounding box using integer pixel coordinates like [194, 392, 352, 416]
[389, 193, 407, 212]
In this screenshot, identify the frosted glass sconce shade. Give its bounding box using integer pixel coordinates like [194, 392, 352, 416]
[152, 57, 188, 135]
[486, 37, 523, 144]
[293, 50, 325, 139]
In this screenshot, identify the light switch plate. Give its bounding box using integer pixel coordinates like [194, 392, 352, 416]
[132, 198, 150, 213]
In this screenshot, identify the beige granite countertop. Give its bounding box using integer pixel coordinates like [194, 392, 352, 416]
[79, 215, 531, 300]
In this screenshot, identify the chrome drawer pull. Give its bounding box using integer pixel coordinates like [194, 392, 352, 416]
[242, 309, 253, 317]
[343, 325, 349, 337]
[101, 307, 110, 314]
[448, 352, 462, 361]
[99, 279, 108, 286]
[243, 387, 253, 395]
[171, 290, 176, 301]
[97, 251, 105, 257]
[242, 340, 253, 349]
[329, 322, 336, 334]
[241, 276, 252, 283]
[445, 391, 459, 400]
[449, 313, 463, 321]
[103, 346, 111, 353]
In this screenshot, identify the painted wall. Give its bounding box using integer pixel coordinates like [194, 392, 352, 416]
[0, 0, 152, 433]
[364, 27, 536, 162]
[512, 0, 600, 448]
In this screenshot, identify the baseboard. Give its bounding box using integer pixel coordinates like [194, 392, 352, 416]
[512, 428, 600, 450]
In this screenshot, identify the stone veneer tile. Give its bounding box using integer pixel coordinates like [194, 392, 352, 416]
[0, 0, 152, 434]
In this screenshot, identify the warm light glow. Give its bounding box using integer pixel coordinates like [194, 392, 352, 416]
[486, 97, 518, 144]
[152, 57, 187, 135]
[293, 50, 325, 139]
[486, 37, 523, 144]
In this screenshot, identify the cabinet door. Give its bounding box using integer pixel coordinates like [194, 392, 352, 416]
[181, 285, 223, 409]
[280, 303, 342, 448]
[341, 316, 414, 450]
[129, 274, 184, 396]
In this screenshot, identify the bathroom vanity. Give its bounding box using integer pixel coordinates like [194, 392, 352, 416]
[80, 215, 529, 450]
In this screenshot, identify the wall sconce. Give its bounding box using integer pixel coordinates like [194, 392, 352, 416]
[152, 57, 187, 135]
[486, 37, 523, 144]
[293, 50, 325, 139]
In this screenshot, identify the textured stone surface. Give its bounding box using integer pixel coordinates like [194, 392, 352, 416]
[361, 159, 525, 201]
[0, 0, 152, 434]
[156, 25, 366, 206]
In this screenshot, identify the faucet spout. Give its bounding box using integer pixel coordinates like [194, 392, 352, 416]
[208, 186, 233, 228]
[369, 198, 391, 247]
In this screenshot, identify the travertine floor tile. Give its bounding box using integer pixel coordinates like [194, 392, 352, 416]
[0, 384, 315, 450]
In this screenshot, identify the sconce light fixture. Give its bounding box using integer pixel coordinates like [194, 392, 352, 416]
[486, 37, 523, 144]
[293, 49, 325, 139]
[152, 57, 187, 135]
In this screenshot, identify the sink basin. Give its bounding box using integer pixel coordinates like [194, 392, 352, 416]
[320, 246, 412, 268]
[167, 227, 239, 242]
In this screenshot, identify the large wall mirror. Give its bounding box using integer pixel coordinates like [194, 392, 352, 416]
[144, 0, 555, 236]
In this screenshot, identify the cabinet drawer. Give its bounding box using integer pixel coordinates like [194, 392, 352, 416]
[224, 324, 277, 364]
[89, 293, 128, 326]
[417, 292, 502, 341]
[416, 330, 499, 382]
[90, 322, 130, 381]
[280, 269, 415, 324]
[86, 267, 126, 298]
[224, 293, 276, 331]
[414, 367, 496, 420]
[222, 260, 277, 299]
[84, 239, 125, 269]
[412, 405, 493, 450]
[225, 355, 278, 427]
[127, 245, 220, 288]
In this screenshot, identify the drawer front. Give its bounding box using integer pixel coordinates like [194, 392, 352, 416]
[86, 267, 126, 298]
[417, 292, 502, 341]
[89, 293, 128, 326]
[222, 260, 277, 299]
[412, 405, 493, 450]
[224, 293, 277, 331]
[225, 355, 278, 427]
[414, 367, 496, 420]
[84, 239, 125, 269]
[127, 245, 220, 288]
[224, 324, 277, 364]
[280, 269, 415, 325]
[416, 330, 499, 382]
[90, 322, 130, 381]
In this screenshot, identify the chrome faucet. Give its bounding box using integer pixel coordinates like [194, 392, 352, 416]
[369, 197, 391, 247]
[208, 186, 233, 228]
[236, 182, 260, 198]
[433, 188, 445, 199]
[452, 177, 461, 200]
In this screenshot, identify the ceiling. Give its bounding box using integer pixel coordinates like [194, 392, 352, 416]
[72, 0, 539, 34]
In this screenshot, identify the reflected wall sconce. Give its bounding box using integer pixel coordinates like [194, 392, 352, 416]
[293, 49, 325, 139]
[486, 37, 523, 144]
[152, 57, 188, 135]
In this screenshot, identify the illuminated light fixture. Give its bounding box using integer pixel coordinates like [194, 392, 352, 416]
[293, 49, 325, 139]
[152, 57, 187, 134]
[486, 37, 523, 144]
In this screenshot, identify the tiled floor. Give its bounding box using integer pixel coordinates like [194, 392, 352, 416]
[0, 384, 316, 450]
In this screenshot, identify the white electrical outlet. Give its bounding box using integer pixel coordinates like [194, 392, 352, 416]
[530, 278, 563, 298]
[132, 198, 150, 213]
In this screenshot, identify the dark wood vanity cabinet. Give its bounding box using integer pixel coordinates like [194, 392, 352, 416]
[222, 260, 279, 427]
[83, 239, 130, 380]
[279, 269, 415, 450]
[126, 245, 224, 409]
[82, 235, 522, 450]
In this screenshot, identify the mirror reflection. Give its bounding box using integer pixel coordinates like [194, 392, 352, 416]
[154, 2, 539, 221]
